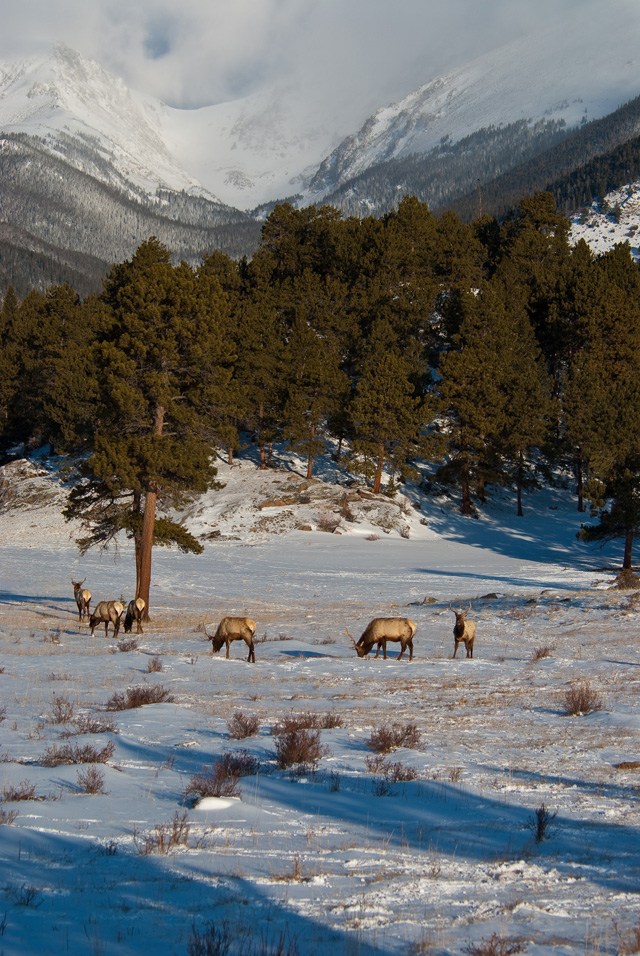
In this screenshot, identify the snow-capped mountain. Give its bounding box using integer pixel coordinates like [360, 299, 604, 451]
[0, 44, 220, 203]
[306, 12, 640, 203]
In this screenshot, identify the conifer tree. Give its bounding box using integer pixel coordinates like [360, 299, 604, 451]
[568, 244, 640, 567]
[65, 239, 226, 614]
[437, 280, 554, 514]
[349, 320, 428, 493]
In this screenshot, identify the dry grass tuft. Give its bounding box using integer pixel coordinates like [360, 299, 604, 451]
[2, 780, 41, 802]
[462, 934, 527, 956]
[530, 645, 554, 662]
[134, 809, 191, 855]
[105, 684, 174, 710]
[77, 765, 107, 794]
[41, 740, 115, 766]
[146, 656, 163, 673]
[271, 711, 342, 735]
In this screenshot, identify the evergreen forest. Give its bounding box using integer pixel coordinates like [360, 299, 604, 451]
[2, 192, 640, 610]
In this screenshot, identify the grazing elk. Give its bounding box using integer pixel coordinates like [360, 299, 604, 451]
[71, 579, 91, 623]
[451, 603, 476, 658]
[207, 616, 257, 663]
[89, 601, 124, 639]
[346, 618, 417, 661]
[124, 597, 146, 634]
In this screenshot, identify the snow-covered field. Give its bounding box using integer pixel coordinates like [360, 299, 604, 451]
[1, 451, 639, 956]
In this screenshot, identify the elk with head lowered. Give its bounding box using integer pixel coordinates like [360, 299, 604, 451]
[72, 579, 91, 622]
[206, 616, 257, 662]
[450, 603, 476, 658]
[89, 601, 124, 639]
[347, 618, 417, 661]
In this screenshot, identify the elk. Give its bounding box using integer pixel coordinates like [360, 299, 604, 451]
[450, 603, 476, 658]
[71, 579, 91, 622]
[123, 597, 146, 634]
[346, 618, 417, 661]
[207, 616, 257, 663]
[89, 601, 124, 639]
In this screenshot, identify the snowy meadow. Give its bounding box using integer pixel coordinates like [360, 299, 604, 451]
[0, 453, 639, 956]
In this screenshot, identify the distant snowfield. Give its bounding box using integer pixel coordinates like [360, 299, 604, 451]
[1, 451, 639, 955]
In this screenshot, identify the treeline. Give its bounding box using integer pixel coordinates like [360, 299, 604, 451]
[2, 193, 640, 582]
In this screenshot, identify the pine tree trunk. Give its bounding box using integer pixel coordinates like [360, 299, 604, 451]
[258, 403, 266, 470]
[137, 405, 164, 620]
[138, 485, 157, 620]
[228, 446, 233, 466]
[461, 477, 472, 515]
[306, 423, 315, 479]
[133, 491, 143, 598]
[624, 526, 634, 570]
[373, 446, 384, 494]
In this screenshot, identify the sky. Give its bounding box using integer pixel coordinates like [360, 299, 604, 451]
[0, 0, 634, 118]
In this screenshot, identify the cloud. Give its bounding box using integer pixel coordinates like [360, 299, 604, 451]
[0, 0, 631, 128]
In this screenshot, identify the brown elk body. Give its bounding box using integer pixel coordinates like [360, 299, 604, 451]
[347, 618, 417, 661]
[89, 601, 124, 639]
[72, 579, 91, 622]
[124, 598, 146, 634]
[208, 616, 257, 663]
[451, 603, 476, 658]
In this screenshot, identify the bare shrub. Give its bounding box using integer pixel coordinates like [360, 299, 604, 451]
[274, 729, 329, 773]
[227, 711, 260, 739]
[184, 750, 259, 803]
[49, 696, 75, 724]
[271, 711, 342, 735]
[105, 684, 174, 710]
[563, 680, 603, 716]
[316, 511, 341, 533]
[77, 766, 107, 794]
[462, 934, 526, 956]
[134, 809, 190, 855]
[530, 645, 553, 662]
[42, 741, 115, 766]
[188, 921, 299, 956]
[365, 755, 417, 783]
[2, 780, 40, 802]
[272, 855, 307, 883]
[526, 802, 557, 843]
[116, 638, 138, 653]
[0, 807, 18, 825]
[366, 533, 380, 541]
[146, 656, 163, 673]
[0, 705, 6, 722]
[61, 713, 117, 737]
[366, 722, 421, 754]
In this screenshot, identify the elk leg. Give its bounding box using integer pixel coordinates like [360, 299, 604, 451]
[453, 641, 459, 659]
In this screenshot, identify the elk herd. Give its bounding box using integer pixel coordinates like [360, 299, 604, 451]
[71, 580, 145, 640]
[71, 580, 476, 663]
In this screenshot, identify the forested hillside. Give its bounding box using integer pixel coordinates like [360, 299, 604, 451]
[321, 93, 640, 222]
[3, 192, 640, 575]
[0, 134, 261, 297]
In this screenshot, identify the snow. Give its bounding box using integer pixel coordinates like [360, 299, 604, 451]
[571, 181, 640, 262]
[1, 447, 639, 955]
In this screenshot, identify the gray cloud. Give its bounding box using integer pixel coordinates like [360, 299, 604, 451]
[0, 0, 631, 129]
